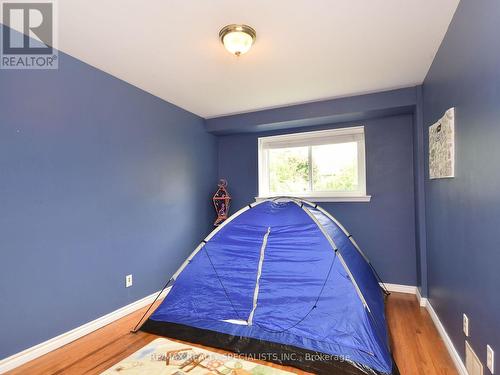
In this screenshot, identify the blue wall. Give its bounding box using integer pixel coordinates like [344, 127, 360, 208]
[8, 0, 500, 366]
[206, 87, 417, 134]
[423, 0, 500, 368]
[0, 49, 217, 358]
[413, 87, 428, 296]
[218, 115, 417, 285]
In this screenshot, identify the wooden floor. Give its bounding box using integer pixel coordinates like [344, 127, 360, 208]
[7, 293, 457, 375]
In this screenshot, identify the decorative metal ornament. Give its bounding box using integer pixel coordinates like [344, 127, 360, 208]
[213, 179, 231, 226]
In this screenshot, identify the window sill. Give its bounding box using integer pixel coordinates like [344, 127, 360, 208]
[255, 195, 372, 203]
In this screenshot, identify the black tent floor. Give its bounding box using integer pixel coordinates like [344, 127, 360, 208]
[141, 319, 400, 375]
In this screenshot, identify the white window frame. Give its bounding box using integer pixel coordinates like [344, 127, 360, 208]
[257, 126, 371, 202]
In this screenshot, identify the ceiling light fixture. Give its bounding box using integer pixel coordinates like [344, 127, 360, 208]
[219, 24, 256, 56]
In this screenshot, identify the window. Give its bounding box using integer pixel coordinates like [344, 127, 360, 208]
[258, 126, 370, 202]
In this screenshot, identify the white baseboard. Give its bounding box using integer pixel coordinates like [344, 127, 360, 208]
[0, 287, 171, 374]
[380, 282, 417, 294]
[416, 287, 428, 307]
[379, 283, 428, 308]
[379, 283, 467, 375]
[425, 300, 468, 375]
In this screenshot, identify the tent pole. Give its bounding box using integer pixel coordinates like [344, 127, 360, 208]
[293, 200, 371, 312]
[296, 199, 393, 354]
[259, 198, 389, 296]
[130, 278, 173, 333]
[131, 199, 269, 333]
[305, 201, 390, 296]
[171, 200, 267, 282]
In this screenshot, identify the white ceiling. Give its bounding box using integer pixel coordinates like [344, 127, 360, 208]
[55, 0, 459, 118]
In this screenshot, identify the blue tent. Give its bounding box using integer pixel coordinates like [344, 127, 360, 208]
[140, 198, 398, 375]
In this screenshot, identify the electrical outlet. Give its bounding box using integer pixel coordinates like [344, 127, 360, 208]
[125, 274, 133, 288]
[463, 313, 470, 337]
[466, 341, 483, 375]
[487, 345, 495, 374]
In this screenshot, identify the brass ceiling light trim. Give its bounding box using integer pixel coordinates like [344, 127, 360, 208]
[219, 24, 256, 56]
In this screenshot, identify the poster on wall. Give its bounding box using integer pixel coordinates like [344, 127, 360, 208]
[429, 107, 455, 179]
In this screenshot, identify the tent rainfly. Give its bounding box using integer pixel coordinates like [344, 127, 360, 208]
[137, 197, 399, 375]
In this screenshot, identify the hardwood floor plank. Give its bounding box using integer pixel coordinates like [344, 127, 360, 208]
[6, 293, 457, 375]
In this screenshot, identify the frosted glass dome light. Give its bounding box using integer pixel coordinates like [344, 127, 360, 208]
[219, 24, 256, 56]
